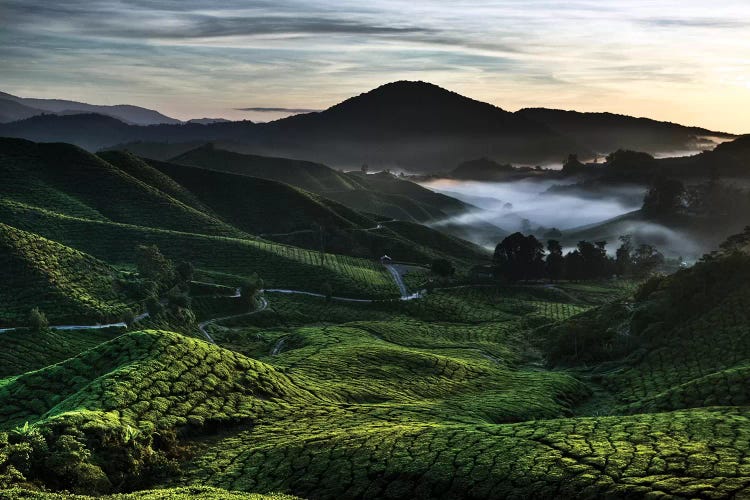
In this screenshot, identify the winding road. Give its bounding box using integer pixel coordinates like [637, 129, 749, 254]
[0, 263, 420, 344]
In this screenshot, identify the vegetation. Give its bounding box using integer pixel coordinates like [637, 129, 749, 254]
[2, 136, 750, 498]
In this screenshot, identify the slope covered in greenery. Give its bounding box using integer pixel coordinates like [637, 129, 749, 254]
[0, 223, 130, 326]
[0, 139, 241, 238]
[167, 145, 470, 223]
[0, 199, 398, 299]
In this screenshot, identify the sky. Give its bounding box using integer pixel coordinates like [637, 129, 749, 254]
[1, 0, 749, 132]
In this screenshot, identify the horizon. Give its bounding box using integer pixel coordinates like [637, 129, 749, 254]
[2, 1, 749, 133]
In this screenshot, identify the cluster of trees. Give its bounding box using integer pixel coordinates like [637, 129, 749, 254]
[493, 233, 664, 282]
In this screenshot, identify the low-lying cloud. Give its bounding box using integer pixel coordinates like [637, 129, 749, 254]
[422, 178, 643, 232]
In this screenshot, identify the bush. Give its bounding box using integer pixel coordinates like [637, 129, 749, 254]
[28, 308, 48, 332]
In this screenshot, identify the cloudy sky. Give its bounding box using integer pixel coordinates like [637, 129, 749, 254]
[1, 0, 749, 131]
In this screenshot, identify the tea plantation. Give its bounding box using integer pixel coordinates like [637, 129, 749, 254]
[3, 138, 750, 498]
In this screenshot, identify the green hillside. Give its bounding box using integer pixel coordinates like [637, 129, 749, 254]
[0, 223, 130, 326]
[0, 199, 398, 299]
[149, 159, 375, 235]
[0, 139, 241, 238]
[167, 146, 470, 223]
[170, 144, 362, 193]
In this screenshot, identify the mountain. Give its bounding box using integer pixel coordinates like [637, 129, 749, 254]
[0, 97, 45, 123]
[0, 82, 737, 172]
[0, 90, 181, 125]
[0, 82, 577, 169]
[252, 80, 578, 170]
[517, 107, 736, 156]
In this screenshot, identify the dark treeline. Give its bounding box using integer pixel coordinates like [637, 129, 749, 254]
[493, 233, 665, 282]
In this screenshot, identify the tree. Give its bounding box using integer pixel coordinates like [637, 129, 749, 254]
[563, 250, 585, 281]
[546, 240, 564, 282]
[175, 261, 194, 283]
[631, 244, 665, 277]
[493, 233, 545, 282]
[431, 259, 455, 277]
[361, 163, 369, 174]
[615, 235, 633, 276]
[561, 154, 586, 175]
[28, 307, 48, 332]
[642, 176, 686, 216]
[240, 273, 263, 311]
[135, 245, 174, 286]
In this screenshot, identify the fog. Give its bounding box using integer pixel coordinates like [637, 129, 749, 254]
[420, 178, 713, 259]
[422, 178, 644, 232]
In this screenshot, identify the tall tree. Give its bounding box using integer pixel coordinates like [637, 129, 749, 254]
[615, 235, 633, 276]
[546, 240, 564, 282]
[493, 232, 545, 281]
[642, 176, 686, 216]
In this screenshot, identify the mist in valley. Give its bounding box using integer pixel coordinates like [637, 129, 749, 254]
[420, 177, 713, 259]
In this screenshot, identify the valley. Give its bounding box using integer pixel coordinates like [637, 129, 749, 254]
[0, 82, 749, 500]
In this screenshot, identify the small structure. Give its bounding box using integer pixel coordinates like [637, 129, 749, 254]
[380, 255, 392, 264]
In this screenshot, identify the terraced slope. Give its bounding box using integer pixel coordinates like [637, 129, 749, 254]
[168, 146, 469, 223]
[0, 138, 241, 238]
[0, 200, 398, 299]
[170, 144, 362, 193]
[0, 223, 130, 326]
[0, 328, 116, 378]
[150, 159, 375, 235]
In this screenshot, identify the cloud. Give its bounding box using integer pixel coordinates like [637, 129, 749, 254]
[641, 18, 750, 29]
[1, 0, 749, 131]
[235, 107, 320, 113]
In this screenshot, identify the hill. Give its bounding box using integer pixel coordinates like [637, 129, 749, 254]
[169, 144, 361, 193]
[0, 90, 181, 125]
[0, 138, 242, 238]
[251, 81, 577, 170]
[0, 82, 574, 169]
[166, 145, 477, 224]
[517, 107, 735, 156]
[0, 223, 130, 326]
[1, 82, 737, 173]
[0, 98, 45, 123]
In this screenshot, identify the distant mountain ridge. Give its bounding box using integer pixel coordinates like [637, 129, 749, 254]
[0, 81, 737, 171]
[517, 107, 735, 156]
[0, 90, 182, 125]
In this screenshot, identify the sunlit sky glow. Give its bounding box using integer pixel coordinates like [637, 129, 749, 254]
[1, 0, 749, 131]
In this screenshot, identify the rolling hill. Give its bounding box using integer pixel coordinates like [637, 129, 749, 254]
[0, 223, 130, 326]
[0, 90, 181, 125]
[517, 107, 736, 157]
[167, 145, 474, 223]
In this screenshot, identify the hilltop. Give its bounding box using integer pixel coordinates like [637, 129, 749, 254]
[0, 81, 735, 171]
